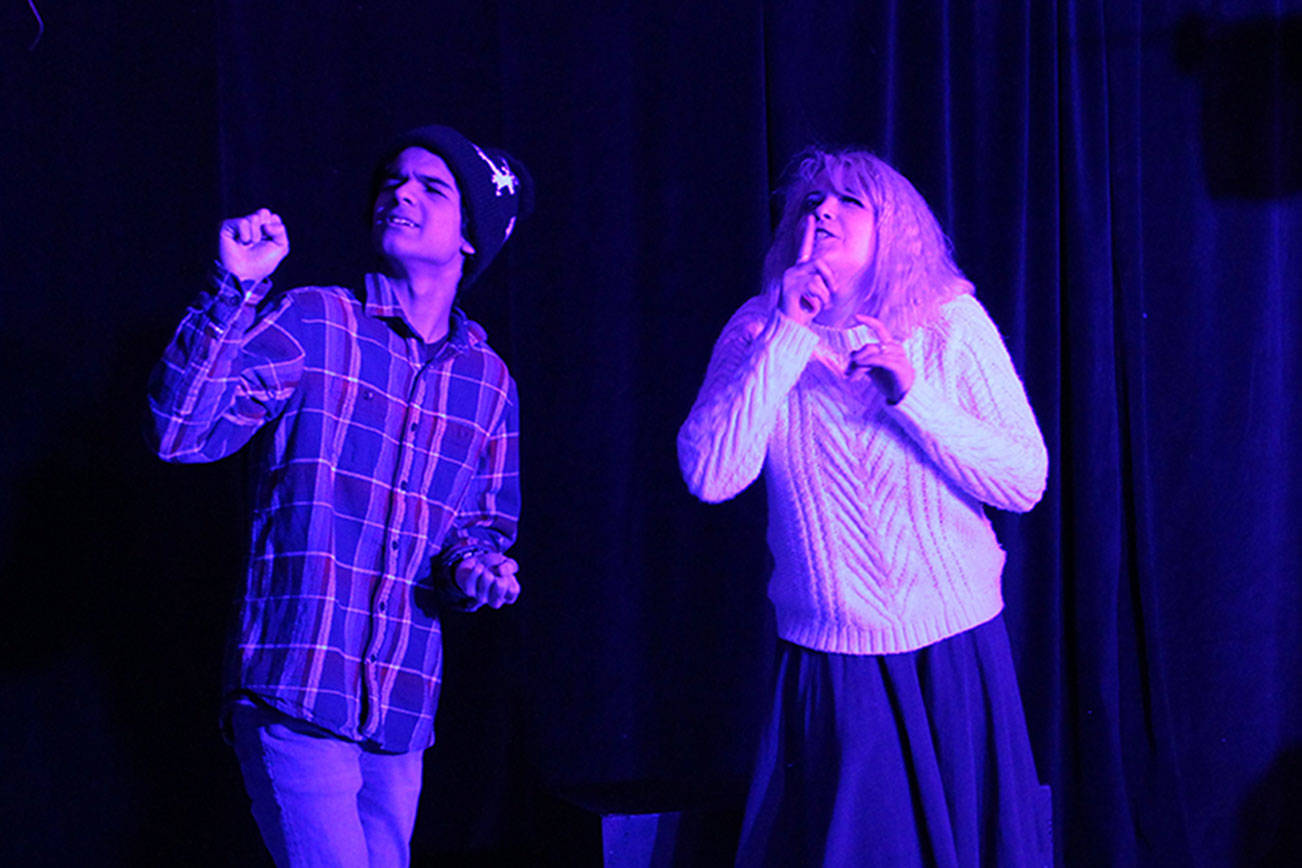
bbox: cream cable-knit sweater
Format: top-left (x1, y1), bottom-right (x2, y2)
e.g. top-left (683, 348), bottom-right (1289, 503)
top-left (678, 293), bottom-right (1048, 655)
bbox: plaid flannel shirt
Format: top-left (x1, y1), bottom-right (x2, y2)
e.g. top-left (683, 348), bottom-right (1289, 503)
top-left (147, 264), bottom-right (519, 752)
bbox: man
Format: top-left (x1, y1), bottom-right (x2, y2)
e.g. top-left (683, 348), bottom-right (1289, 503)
top-left (146, 124), bottom-right (533, 866)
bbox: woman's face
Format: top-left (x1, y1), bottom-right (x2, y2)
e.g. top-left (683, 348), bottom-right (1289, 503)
top-left (800, 175), bottom-right (877, 323)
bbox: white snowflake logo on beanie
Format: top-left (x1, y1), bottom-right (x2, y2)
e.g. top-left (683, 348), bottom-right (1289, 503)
top-left (473, 145), bottom-right (518, 197)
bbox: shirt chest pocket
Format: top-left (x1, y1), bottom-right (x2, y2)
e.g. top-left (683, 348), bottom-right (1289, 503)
top-left (424, 418), bottom-right (485, 506)
top-left (334, 387), bottom-right (394, 473)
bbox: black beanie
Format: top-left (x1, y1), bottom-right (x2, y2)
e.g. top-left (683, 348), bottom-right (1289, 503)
top-left (375, 125), bottom-right (535, 286)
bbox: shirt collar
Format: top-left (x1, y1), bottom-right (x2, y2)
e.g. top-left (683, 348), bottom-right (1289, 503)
top-left (362, 272), bottom-right (481, 351)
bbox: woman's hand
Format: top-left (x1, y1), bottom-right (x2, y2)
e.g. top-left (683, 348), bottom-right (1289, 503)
top-left (848, 315), bottom-right (914, 404)
top-left (779, 215), bottom-right (836, 326)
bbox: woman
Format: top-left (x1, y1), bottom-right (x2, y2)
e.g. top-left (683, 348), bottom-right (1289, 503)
top-left (677, 148), bottom-right (1051, 866)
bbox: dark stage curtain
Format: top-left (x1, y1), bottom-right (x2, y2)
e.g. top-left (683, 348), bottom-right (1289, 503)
top-left (3, 1), bottom-right (1300, 865)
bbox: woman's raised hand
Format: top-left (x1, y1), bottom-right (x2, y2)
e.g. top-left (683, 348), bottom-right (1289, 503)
top-left (848, 315), bottom-right (915, 404)
top-left (779, 215), bottom-right (835, 326)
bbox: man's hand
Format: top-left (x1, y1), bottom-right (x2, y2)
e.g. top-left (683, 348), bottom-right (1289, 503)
top-left (848, 315), bottom-right (915, 404)
top-left (219, 208), bottom-right (290, 283)
top-left (453, 552), bottom-right (521, 612)
top-left (779, 214), bottom-right (835, 326)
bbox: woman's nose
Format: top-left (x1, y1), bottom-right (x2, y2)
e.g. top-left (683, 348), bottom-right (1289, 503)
top-left (814, 196), bottom-right (836, 220)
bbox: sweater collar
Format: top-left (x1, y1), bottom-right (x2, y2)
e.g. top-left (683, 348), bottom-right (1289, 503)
top-left (807, 319), bottom-right (877, 354)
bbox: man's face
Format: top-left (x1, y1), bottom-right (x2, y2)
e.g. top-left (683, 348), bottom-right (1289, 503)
top-left (372, 147), bottom-right (475, 276)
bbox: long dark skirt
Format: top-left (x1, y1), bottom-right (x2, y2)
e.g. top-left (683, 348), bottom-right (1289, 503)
top-left (735, 616), bottom-right (1051, 867)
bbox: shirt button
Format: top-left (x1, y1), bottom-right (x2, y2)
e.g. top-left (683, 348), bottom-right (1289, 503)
top-left (390, 540), bottom-right (399, 550)
top-left (399, 479), bottom-right (409, 490)
top-left (378, 601), bottom-right (387, 613)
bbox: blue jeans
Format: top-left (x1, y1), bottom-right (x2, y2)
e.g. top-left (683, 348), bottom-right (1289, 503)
top-left (231, 702), bottom-right (425, 867)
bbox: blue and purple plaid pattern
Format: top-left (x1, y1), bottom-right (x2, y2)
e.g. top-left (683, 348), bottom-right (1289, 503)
top-left (147, 265), bottom-right (519, 751)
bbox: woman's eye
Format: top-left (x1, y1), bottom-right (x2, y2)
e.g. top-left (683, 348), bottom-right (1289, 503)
top-left (841, 194), bottom-right (864, 208)
top-left (803, 194), bottom-right (823, 212)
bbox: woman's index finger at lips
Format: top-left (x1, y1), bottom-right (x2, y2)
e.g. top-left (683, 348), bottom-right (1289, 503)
top-left (798, 214), bottom-right (816, 263)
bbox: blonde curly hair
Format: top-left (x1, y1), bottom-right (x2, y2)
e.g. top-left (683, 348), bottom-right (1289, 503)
top-left (762, 148), bottom-right (973, 338)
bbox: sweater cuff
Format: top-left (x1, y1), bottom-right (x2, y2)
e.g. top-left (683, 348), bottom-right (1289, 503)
top-left (762, 309), bottom-right (821, 374)
top-left (884, 376), bottom-right (951, 446)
